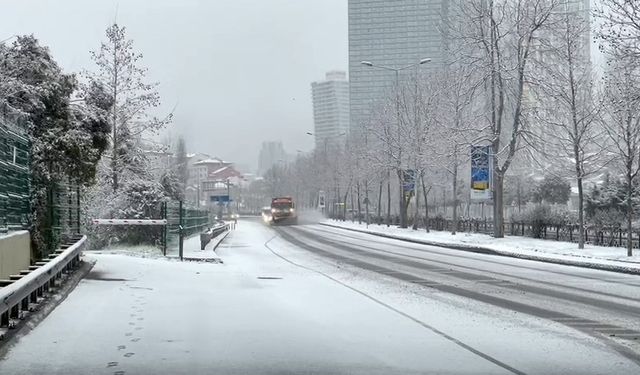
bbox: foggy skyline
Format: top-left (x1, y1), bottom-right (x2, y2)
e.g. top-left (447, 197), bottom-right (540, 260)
top-left (0, 0), bottom-right (348, 172)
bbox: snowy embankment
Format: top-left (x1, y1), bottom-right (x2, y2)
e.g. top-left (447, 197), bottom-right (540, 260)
top-left (322, 220), bottom-right (640, 275)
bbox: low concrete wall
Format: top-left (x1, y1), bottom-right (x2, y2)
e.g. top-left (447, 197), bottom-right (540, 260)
top-left (0, 230), bottom-right (30, 279)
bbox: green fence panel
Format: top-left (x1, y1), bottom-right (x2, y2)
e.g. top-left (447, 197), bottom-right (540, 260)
top-left (0, 123), bottom-right (30, 233)
top-left (164, 200), bottom-right (213, 257)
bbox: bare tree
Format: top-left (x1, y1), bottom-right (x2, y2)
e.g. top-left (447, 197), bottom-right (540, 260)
top-left (595, 0), bottom-right (640, 256)
top-left (432, 64), bottom-right (483, 234)
top-left (594, 0), bottom-right (640, 61)
top-left (451, 0), bottom-right (558, 237)
top-left (88, 23), bottom-right (172, 192)
top-left (534, 5), bottom-right (606, 249)
top-left (364, 99), bottom-right (398, 226)
top-left (602, 58), bottom-right (640, 257)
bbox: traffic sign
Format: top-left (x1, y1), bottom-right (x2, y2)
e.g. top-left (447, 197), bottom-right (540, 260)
top-left (210, 195), bottom-right (231, 202)
top-left (318, 191), bottom-right (326, 209)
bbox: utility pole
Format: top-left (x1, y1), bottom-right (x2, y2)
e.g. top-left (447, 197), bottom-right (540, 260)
top-left (227, 178), bottom-right (231, 216)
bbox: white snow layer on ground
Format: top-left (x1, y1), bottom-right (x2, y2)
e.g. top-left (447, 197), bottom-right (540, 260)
top-left (90, 230), bottom-right (226, 262)
top-left (167, 232), bottom-right (225, 260)
top-left (324, 220), bottom-right (640, 270)
top-left (0, 220), bottom-right (638, 374)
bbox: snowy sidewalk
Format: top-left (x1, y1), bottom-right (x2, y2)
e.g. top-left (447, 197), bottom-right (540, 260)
top-left (322, 220), bottom-right (640, 275)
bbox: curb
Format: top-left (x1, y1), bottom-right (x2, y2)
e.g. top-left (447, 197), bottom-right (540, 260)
top-left (320, 222), bottom-right (640, 276)
top-left (211, 230), bottom-right (231, 252)
top-left (181, 230), bottom-right (230, 263)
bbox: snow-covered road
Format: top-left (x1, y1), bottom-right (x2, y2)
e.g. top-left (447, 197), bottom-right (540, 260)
top-left (1, 219), bottom-right (639, 374)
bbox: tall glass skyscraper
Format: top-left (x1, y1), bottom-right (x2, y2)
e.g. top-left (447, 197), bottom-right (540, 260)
top-left (348, 0), bottom-right (448, 133)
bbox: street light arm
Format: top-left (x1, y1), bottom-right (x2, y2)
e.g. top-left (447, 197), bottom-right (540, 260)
top-left (364, 63), bottom-right (399, 72)
top-left (398, 59), bottom-right (431, 71)
top-left (362, 58), bottom-right (432, 72)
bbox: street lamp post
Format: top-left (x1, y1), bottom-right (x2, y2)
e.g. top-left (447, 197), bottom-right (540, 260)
top-left (361, 58), bottom-right (431, 228)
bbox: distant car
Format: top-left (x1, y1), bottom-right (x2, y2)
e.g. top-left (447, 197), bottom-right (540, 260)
top-left (216, 213), bottom-right (239, 221)
top-left (261, 207), bottom-right (273, 223)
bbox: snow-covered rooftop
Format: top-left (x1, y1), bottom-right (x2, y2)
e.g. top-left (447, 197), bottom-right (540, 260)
top-left (211, 166), bottom-right (229, 175)
top-left (194, 158), bottom-right (229, 165)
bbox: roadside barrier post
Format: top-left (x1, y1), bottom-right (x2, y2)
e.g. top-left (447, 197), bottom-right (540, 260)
top-left (179, 200), bottom-right (184, 261)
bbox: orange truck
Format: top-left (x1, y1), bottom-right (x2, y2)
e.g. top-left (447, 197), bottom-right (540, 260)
top-left (270, 197), bottom-right (297, 225)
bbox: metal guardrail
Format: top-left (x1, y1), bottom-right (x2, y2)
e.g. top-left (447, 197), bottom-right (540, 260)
top-left (163, 201), bottom-right (213, 257)
top-left (0, 235), bottom-right (85, 328)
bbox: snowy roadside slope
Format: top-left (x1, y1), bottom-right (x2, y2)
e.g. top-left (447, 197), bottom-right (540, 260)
top-left (322, 220), bottom-right (640, 275)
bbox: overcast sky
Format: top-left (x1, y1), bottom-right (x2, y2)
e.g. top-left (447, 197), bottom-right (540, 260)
top-left (0, 0), bottom-right (347, 172)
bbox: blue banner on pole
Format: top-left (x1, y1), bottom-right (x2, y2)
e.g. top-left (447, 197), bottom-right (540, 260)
top-left (470, 146), bottom-right (492, 200)
top-left (402, 169), bottom-right (416, 194)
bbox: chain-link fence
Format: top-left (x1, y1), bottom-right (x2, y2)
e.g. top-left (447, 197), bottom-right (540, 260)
top-left (0, 122), bottom-right (30, 233)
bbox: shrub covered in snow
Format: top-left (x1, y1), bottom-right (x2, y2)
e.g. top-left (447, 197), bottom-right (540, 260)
top-left (585, 175), bottom-right (639, 227)
top-left (513, 204), bottom-right (577, 238)
top-left (85, 179), bottom-right (166, 249)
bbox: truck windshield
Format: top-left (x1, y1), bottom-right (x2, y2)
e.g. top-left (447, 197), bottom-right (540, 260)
top-left (272, 202), bottom-right (293, 209)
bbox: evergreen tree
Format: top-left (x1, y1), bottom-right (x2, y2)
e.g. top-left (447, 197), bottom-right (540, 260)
top-left (0, 36), bottom-right (110, 258)
top-left (531, 175), bottom-right (571, 205)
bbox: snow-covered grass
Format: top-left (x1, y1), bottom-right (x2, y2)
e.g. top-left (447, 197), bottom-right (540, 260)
top-left (86, 244), bottom-right (165, 259)
top-left (323, 220), bottom-right (640, 272)
top-left (85, 226), bottom-right (230, 263)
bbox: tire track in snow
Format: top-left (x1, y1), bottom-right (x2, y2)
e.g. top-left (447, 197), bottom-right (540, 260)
top-left (273, 227), bottom-right (640, 368)
top-left (264, 235), bottom-right (528, 375)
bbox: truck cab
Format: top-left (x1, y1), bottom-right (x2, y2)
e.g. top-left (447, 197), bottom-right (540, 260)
top-left (270, 197), bottom-right (297, 225)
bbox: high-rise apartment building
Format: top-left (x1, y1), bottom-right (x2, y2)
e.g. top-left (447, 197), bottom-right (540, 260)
top-left (560, 0), bottom-right (591, 62)
top-left (348, 0), bottom-right (448, 132)
top-left (311, 71), bottom-right (350, 147)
